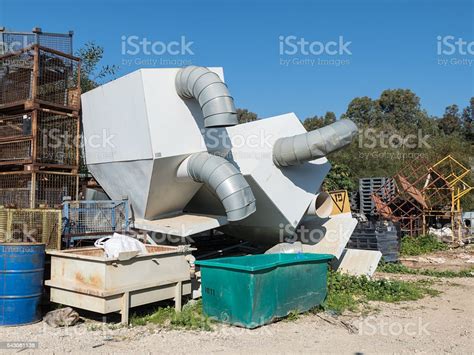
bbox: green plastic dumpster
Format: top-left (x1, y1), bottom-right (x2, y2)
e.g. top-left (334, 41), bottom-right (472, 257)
top-left (196, 253), bottom-right (333, 328)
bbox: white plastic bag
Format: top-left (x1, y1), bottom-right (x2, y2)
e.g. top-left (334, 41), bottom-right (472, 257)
top-left (94, 233), bottom-right (148, 259)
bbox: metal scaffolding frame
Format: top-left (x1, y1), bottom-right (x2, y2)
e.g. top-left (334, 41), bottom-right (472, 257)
top-left (372, 155), bottom-right (472, 240)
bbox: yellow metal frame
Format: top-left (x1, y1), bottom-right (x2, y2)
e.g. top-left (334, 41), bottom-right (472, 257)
top-left (422, 155), bottom-right (472, 241)
top-left (0, 206), bottom-right (62, 249)
top-left (431, 155), bottom-right (470, 187)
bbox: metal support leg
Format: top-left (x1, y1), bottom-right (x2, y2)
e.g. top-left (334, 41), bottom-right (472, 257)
top-left (121, 291), bottom-right (130, 325)
top-left (175, 281), bottom-right (182, 312)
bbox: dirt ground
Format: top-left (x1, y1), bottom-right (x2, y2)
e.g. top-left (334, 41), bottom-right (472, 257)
top-left (2, 272), bottom-right (473, 354)
top-left (399, 246), bottom-right (474, 272)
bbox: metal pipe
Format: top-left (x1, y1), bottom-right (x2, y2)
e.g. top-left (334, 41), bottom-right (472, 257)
top-left (306, 192), bottom-right (333, 218)
top-left (180, 152), bottom-right (256, 221)
top-left (273, 119), bottom-right (358, 167)
top-left (175, 66), bottom-right (238, 127)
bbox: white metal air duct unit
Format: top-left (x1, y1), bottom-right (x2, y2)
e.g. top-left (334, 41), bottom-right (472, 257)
top-left (81, 66), bottom-right (358, 248)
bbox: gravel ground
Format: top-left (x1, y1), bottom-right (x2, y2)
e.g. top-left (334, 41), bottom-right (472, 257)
top-left (1, 275), bottom-right (473, 354)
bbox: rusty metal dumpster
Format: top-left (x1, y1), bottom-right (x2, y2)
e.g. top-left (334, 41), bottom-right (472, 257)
top-left (45, 245), bottom-right (192, 324)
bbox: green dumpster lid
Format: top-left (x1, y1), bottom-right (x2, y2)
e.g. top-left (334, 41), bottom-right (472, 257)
top-left (195, 253), bottom-right (334, 272)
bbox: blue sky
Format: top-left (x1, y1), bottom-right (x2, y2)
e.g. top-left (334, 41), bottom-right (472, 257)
top-left (1, 0), bottom-right (473, 120)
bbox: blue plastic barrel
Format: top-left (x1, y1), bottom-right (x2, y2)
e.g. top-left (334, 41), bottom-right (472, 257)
top-left (0, 243), bottom-right (45, 326)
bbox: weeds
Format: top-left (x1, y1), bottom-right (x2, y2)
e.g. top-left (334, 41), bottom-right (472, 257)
top-left (131, 270), bottom-right (443, 329)
top-left (322, 271), bottom-right (439, 314)
top-left (130, 300), bottom-right (213, 331)
top-left (400, 234), bottom-right (448, 256)
top-left (284, 310), bottom-right (301, 321)
top-left (377, 262), bottom-right (474, 278)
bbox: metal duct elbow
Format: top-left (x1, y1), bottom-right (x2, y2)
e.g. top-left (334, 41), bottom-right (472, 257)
top-left (175, 66), bottom-right (238, 127)
top-left (182, 152), bottom-right (256, 221)
top-left (273, 119), bottom-right (358, 167)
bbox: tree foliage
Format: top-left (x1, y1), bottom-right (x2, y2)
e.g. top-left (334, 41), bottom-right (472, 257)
top-left (341, 89), bottom-right (429, 132)
top-left (323, 163), bottom-right (356, 191)
top-left (236, 108), bottom-right (258, 124)
top-left (335, 91), bottom-right (474, 209)
top-left (76, 42), bottom-right (118, 93)
top-left (439, 104), bottom-right (461, 135)
top-left (303, 111), bottom-right (336, 131)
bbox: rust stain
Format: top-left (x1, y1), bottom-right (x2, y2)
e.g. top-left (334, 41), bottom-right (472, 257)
top-left (89, 274), bottom-right (102, 287)
top-left (75, 271), bottom-right (86, 284)
top-left (75, 271), bottom-right (102, 288)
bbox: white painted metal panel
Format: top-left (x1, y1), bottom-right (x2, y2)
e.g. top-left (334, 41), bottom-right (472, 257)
top-left (301, 212), bottom-right (358, 259)
top-left (81, 70), bottom-right (153, 164)
top-left (145, 154), bottom-right (203, 219)
top-left (140, 68), bottom-right (225, 159)
top-left (87, 159), bottom-right (154, 219)
top-left (335, 249), bottom-right (382, 277)
top-left (134, 213), bottom-right (228, 237)
top-left (226, 114), bottom-right (330, 233)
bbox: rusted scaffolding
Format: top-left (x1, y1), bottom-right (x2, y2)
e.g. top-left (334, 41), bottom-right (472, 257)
top-left (0, 30), bottom-right (81, 250)
top-left (0, 109), bottom-right (80, 169)
top-left (0, 171), bottom-right (79, 209)
top-left (0, 28), bottom-right (73, 55)
top-left (0, 44), bottom-right (81, 113)
top-left (372, 155), bottom-right (472, 240)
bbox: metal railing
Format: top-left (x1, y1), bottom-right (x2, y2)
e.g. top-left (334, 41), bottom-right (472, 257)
top-left (0, 29), bottom-right (73, 55)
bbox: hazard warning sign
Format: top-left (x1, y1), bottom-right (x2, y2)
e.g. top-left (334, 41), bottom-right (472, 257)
top-left (329, 190), bottom-right (351, 215)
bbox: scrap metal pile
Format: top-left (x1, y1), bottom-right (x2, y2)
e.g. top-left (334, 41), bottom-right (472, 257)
top-left (372, 155), bottom-right (472, 241)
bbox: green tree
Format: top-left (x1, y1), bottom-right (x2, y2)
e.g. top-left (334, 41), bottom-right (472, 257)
top-left (303, 111), bottom-right (336, 131)
top-left (378, 89), bottom-right (425, 129)
top-left (438, 104), bottom-right (461, 135)
top-left (461, 97), bottom-right (473, 141)
top-left (76, 42), bottom-right (118, 93)
top-left (342, 90), bottom-right (429, 132)
top-left (236, 108), bottom-right (258, 124)
top-left (323, 163), bottom-right (356, 191)
top-left (341, 96), bottom-right (379, 127)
